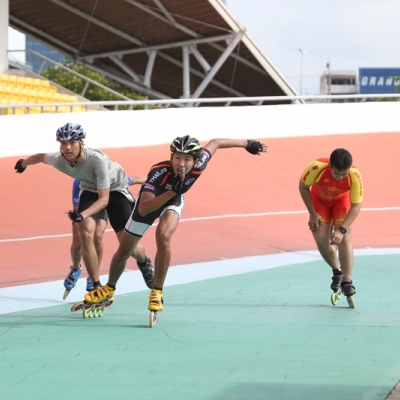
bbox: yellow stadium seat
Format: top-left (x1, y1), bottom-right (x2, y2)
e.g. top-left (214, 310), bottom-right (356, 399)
top-left (47, 85), bottom-right (58, 94)
top-left (53, 93), bottom-right (63, 102)
top-left (39, 79), bottom-right (50, 87)
top-left (19, 88), bottom-right (29, 103)
top-left (23, 77), bottom-right (35, 90)
top-left (27, 106), bottom-right (42, 114)
top-left (72, 105), bottom-right (85, 112)
top-left (43, 105), bottom-right (57, 113)
top-left (15, 77), bottom-right (26, 89)
top-left (5, 75), bottom-right (17, 87)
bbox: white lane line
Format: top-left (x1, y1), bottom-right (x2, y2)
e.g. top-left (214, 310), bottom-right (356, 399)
top-left (1, 207), bottom-right (399, 243)
top-left (0, 248), bottom-right (399, 315)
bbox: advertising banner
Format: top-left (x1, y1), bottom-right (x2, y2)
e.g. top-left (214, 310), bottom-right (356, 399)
top-left (359, 68), bottom-right (400, 94)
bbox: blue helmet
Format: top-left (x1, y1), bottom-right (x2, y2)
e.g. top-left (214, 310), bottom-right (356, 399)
top-left (56, 123), bottom-right (86, 142)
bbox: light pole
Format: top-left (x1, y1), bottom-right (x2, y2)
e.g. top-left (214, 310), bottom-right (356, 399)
top-left (298, 48), bottom-right (305, 96)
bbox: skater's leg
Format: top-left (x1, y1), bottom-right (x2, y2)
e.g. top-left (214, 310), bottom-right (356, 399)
top-left (78, 217), bottom-right (99, 282)
top-left (70, 223), bottom-right (81, 270)
top-left (94, 218), bottom-right (107, 266)
top-left (312, 222), bottom-right (341, 271)
top-left (336, 225), bottom-right (354, 281)
top-left (154, 211), bottom-right (179, 289)
top-left (107, 231), bottom-right (142, 286)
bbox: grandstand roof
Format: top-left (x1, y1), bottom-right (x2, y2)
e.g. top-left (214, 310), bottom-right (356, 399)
top-left (9, 0), bottom-right (299, 106)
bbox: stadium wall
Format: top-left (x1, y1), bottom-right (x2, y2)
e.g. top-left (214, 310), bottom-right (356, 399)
top-left (3, 101), bottom-right (400, 158)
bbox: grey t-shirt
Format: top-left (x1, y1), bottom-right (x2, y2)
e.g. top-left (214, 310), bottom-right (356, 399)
top-left (44, 148), bottom-right (127, 192)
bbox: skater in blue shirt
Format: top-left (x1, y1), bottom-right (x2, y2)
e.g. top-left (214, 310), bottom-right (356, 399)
top-left (64, 176), bottom-right (145, 299)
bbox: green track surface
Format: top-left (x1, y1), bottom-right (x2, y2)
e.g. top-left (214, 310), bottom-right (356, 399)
top-left (1, 255), bottom-right (400, 400)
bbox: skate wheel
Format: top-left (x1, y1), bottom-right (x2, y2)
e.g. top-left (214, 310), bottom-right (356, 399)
top-left (94, 308), bottom-right (101, 318)
top-left (71, 301), bottom-right (84, 312)
top-left (98, 306), bottom-right (105, 317)
top-left (149, 311), bottom-right (157, 328)
top-left (63, 289), bottom-right (71, 300)
top-left (105, 297), bottom-right (114, 308)
top-left (331, 289), bottom-right (343, 306)
top-left (347, 296), bottom-right (355, 309)
top-left (83, 307), bottom-right (94, 319)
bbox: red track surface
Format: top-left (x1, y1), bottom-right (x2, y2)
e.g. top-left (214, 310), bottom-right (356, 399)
top-left (1, 133), bottom-right (398, 288)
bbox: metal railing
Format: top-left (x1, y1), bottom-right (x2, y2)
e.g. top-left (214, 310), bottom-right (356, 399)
top-left (3, 49), bottom-right (400, 114)
top-left (1, 93), bottom-right (400, 115)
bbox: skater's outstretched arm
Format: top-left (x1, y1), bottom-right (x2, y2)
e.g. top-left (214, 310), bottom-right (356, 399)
top-left (14, 154), bottom-right (46, 172)
top-left (203, 139), bottom-right (268, 157)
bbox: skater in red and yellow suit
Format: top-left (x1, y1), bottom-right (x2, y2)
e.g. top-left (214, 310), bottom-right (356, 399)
top-left (298, 148), bottom-right (363, 299)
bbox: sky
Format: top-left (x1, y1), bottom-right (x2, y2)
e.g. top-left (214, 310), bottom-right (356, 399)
top-left (226, 0), bottom-right (400, 94)
top-left (8, 0), bottom-right (400, 95)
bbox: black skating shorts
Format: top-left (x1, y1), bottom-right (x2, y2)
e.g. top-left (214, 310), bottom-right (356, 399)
top-left (78, 190), bottom-right (135, 233)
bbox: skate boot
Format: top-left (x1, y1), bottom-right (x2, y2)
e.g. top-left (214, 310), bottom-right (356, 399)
top-left (84, 284), bottom-right (115, 304)
top-left (137, 256), bottom-right (154, 289)
top-left (86, 277), bottom-right (94, 292)
top-left (63, 265), bottom-right (82, 300)
top-left (148, 289), bottom-right (163, 328)
top-left (330, 269), bottom-right (343, 306)
top-left (148, 289), bottom-right (163, 312)
top-left (341, 279), bottom-right (356, 309)
top-left (330, 269), bottom-right (343, 292)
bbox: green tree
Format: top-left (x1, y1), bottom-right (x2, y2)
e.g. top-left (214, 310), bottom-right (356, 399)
top-left (375, 75), bottom-right (400, 102)
top-left (41, 60), bottom-right (153, 110)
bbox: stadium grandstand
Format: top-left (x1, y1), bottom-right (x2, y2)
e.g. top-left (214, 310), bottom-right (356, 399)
top-left (1, 0), bottom-right (302, 115)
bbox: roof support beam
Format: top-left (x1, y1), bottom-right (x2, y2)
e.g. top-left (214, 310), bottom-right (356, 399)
top-left (50, 0), bottom-right (143, 47)
top-left (189, 45), bottom-right (211, 73)
top-left (144, 50), bottom-right (157, 88)
top-left (82, 34), bottom-right (234, 60)
top-left (182, 46), bottom-right (190, 99)
top-left (157, 51), bottom-right (250, 99)
top-left (124, 0), bottom-right (266, 75)
top-left (152, 0), bottom-right (176, 24)
top-left (109, 56), bottom-right (142, 83)
top-left (84, 60), bottom-right (180, 103)
top-left (124, 0), bottom-right (197, 37)
top-left (191, 32), bottom-right (243, 100)
top-left (9, 15), bottom-right (78, 54)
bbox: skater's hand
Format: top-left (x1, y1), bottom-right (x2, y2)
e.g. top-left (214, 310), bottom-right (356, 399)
top-left (171, 168), bottom-right (186, 194)
top-left (67, 210), bottom-right (83, 223)
top-left (330, 229), bottom-right (344, 245)
top-left (308, 213), bottom-right (322, 232)
top-left (246, 140), bottom-right (267, 155)
top-left (14, 159), bottom-right (26, 173)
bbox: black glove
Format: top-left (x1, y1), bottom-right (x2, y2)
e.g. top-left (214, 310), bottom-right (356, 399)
top-left (14, 159), bottom-right (26, 173)
top-left (67, 210), bottom-right (83, 223)
top-left (171, 174), bottom-right (184, 194)
top-left (246, 140), bottom-right (263, 155)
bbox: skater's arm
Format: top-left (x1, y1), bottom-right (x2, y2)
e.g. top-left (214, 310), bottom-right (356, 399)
top-left (203, 139), bottom-right (268, 157)
top-left (339, 202), bottom-right (362, 230)
top-left (298, 179), bottom-right (322, 232)
top-left (138, 190), bottom-right (177, 216)
top-left (17, 154), bottom-right (46, 168)
top-left (127, 175), bottom-right (147, 186)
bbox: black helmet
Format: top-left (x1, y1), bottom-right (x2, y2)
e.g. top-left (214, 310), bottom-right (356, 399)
top-left (170, 135), bottom-right (202, 159)
top-left (56, 123), bottom-right (86, 142)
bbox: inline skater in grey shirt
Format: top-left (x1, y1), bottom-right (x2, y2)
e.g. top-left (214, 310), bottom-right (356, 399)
top-left (14, 123), bottom-right (154, 293)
